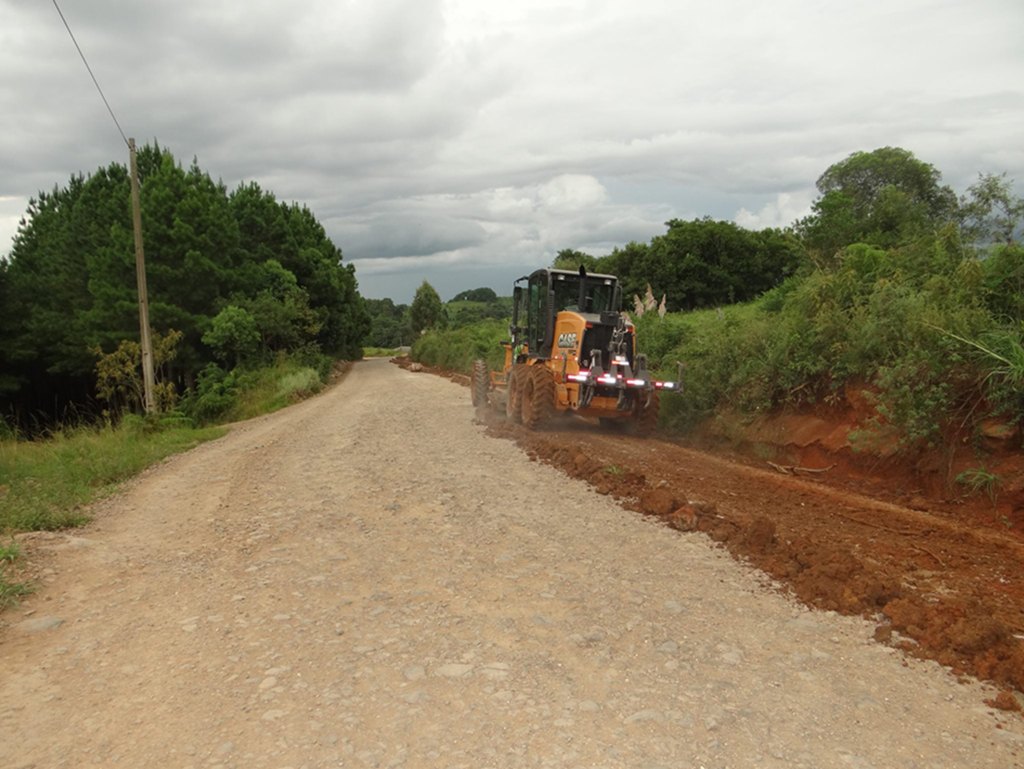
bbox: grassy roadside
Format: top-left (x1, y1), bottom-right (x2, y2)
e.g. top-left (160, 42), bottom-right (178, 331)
top-left (0, 418), bottom-right (227, 533)
top-left (0, 354), bottom-right (350, 538)
top-left (0, 353), bottom-right (356, 610)
top-left (0, 539), bottom-right (33, 610)
top-left (0, 419), bottom-right (225, 610)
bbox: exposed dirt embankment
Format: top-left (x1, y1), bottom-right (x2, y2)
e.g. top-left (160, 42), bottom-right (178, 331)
top-left (397, 357), bottom-right (1024, 698)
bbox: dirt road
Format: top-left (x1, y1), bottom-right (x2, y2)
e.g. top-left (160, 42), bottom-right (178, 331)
top-left (3, 358), bottom-right (1023, 768)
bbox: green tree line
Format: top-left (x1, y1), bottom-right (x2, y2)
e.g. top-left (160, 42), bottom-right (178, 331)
top-left (362, 282), bottom-right (514, 348)
top-left (0, 143), bottom-right (369, 427)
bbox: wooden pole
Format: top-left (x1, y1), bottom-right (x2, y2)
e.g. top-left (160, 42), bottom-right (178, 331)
top-left (129, 138), bottom-right (156, 414)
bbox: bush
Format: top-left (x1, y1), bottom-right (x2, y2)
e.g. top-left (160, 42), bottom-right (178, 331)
top-left (411, 319), bottom-right (508, 373)
top-left (277, 368), bottom-right (323, 400)
top-left (179, 364), bottom-right (238, 424)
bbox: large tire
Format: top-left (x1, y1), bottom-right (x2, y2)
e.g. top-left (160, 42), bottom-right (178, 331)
top-left (631, 389), bottom-right (660, 438)
top-left (506, 365), bottom-right (524, 424)
top-left (522, 365), bottom-right (555, 430)
top-left (471, 359), bottom-right (489, 407)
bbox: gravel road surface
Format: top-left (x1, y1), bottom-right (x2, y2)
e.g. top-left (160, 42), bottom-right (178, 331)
top-left (2, 357), bottom-right (1022, 768)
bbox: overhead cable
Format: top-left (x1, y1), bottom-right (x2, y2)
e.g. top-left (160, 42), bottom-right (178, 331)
top-left (51, 0), bottom-right (130, 147)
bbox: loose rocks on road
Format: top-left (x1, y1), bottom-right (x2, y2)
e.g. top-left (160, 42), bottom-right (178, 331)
top-left (1, 358), bottom-right (1022, 768)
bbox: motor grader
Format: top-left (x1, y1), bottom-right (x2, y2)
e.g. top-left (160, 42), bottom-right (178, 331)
top-left (471, 267), bottom-right (681, 435)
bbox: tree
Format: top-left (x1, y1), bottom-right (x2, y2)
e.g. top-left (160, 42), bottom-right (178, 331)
top-left (363, 298), bottom-right (414, 348)
top-left (92, 329), bottom-right (183, 415)
top-left (410, 281), bottom-right (447, 333)
top-left (202, 306), bottom-right (260, 367)
top-left (600, 220), bottom-right (802, 312)
top-left (450, 287), bottom-right (498, 303)
top-left (960, 173), bottom-right (1024, 247)
top-left (551, 249), bottom-right (599, 271)
top-left (798, 147), bottom-right (958, 259)
top-left (0, 143), bottom-right (372, 428)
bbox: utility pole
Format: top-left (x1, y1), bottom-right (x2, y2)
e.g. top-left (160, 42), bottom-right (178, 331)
top-left (129, 138), bottom-right (156, 414)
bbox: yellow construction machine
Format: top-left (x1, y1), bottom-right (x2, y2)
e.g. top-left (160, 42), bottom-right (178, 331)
top-left (471, 267), bottom-right (681, 435)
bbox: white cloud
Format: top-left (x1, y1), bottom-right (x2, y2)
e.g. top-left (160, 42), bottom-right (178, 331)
top-left (537, 174), bottom-right (608, 211)
top-left (347, 173), bottom-right (674, 299)
top-left (734, 192), bottom-right (814, 231)
top-left (0, 0), bottom-right (1022, 299)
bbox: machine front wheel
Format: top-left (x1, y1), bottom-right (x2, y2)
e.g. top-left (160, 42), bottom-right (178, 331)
top-left (471, 359), bottom-right (489, 407)
top-left (506, 365), bottom-right (525, 424)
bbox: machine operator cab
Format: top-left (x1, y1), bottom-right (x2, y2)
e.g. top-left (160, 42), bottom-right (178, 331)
top-left (510, 267), bottom-right (621, 361)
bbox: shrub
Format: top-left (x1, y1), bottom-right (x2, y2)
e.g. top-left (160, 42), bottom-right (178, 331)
top-left (179, 364), bottom-right (238, 424)
top-left (411, 319), bottom-right (508, 373)
top-left (277, 368), bottom-right (323, 400)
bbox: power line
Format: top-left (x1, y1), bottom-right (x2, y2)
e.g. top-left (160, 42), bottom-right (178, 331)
top-left (51, 0), bottom-right (129, 148)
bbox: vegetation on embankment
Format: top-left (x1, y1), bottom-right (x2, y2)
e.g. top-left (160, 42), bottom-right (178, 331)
top-left (178, 351), bottom-right (337, 425)
top-left (638, 237), bottom-right (1024, 448)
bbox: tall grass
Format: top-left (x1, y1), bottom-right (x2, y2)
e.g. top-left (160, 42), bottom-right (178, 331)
top-left (0, 419), bottom-right (225, 532)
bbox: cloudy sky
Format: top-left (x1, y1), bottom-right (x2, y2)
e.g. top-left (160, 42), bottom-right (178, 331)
top-left (1, 0), bottom-right (1022, 302)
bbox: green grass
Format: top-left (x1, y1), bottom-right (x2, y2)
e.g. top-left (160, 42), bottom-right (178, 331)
top-left (0, 420), bottom-right (225, 533)
top-left (0, 539), bottom-right (33, 610)
top-left (635, 239), bottom-right (1024, 451)
top-left (363, 346), bottom-right (402, 357)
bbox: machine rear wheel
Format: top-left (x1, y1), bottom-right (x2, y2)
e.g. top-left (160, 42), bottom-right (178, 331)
top-left (522, 365), bottom-right (555, 429)
top-left (471, 359), bottom-right (489, 407)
